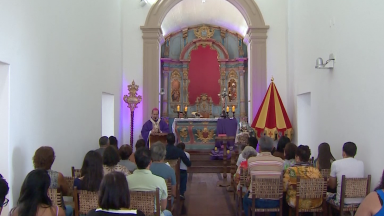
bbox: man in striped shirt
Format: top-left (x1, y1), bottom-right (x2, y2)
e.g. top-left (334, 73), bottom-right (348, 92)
top-left (243, 135), bottom-right (284, 216)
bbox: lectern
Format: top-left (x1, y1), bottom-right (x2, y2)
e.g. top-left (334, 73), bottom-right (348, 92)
top-left (149, 133), bottom-right (168, 148)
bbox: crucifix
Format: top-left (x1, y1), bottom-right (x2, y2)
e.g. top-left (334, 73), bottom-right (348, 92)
top-left (218, 88), bottom-right (231, 118)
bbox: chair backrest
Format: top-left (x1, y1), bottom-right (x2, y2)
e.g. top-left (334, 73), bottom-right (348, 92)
top-left (130, 189), bottom-right (160, 216)
top-left (296, 177), bottom-right (327, 199)
top-left (71, 166), bottom-right (81, 178)
top-left (342, 175), bottom-right (371, 199)
top-left (64, 176), bottom-right (75, 196)
top-left (250, 175), bottom-right (283, 199)
top-left (239, 166), bottom-right (248, 187)
top-left (165, 178), bottom-right (172, 210)
top-left (48, 188), bottom-right (62, 208)
top-left (73, 187), bottom-right (99, 216)
top-left (164, 159), bottom-right (180, 185)
top-left (320, 169), bottom-right (331, 179)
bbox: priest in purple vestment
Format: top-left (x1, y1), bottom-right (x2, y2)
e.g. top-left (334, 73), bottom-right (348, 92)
top-left (141, 108), bottom-right (169, 145)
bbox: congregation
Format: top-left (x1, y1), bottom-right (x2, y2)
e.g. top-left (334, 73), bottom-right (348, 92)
top-left (0, 134), bottom-right (383, 216)
top-left (0, 134), bottom-right (191, 216)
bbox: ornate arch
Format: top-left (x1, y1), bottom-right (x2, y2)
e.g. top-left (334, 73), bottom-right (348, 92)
top-left (140, 0), bottom-right (269, 121)
top-left (179, 38), bottom-right (229, 60)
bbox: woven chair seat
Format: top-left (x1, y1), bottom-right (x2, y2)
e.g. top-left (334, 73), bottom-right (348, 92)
top-left (254, 207), bottom-right (280, 212)
top-left (327, 199), bottom-right (360, 211)
top-left (297, 206), bottom-right (323, 213)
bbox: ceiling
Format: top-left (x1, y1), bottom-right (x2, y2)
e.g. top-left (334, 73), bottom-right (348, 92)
top-left (161, 0), bottom-right (248, 36)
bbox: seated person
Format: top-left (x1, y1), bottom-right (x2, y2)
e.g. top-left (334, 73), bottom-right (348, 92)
top-left (129, 139), bottom-right (146, 164)
top-left (74, 150), bottom-right (103, 191)
top-left (33, 146), bottom-right (72, 216)
top-left (236, 137), bottom-right (258, 166)
top-left (283, 143), bottom-right (297, 170)
top-left (243, 136), bottom-right (284, 216)
top-left (272, 136), bottom-right (291, 160)
top-left (103, 146), bottom-right (130, 176)
top-left (314, 142), bottom-right (335, 170)
top-left (127, 148), bottom-right (172, 216)
top-left (10, 169), bottom-right (65, 216)
top-left (150, 142), bottom-right (176, 198)
top-left (328, 142), bottom-right (364, 205)
top-left (0, 174), bottom-right (9, 214)
top-left (283, 145), bottom-right (322, 209)
top-left (355, 170), bottom-right (384, 216)
top-left (95, 136), bottom-right (109, 156)
top-left (176, 143), bottom-right (190, 199)
top-left (165, 133), bottom-right (191, 168)
top-left (119, 145), bottom-right (137, 173)
top-left (234, 146), bottom-right (257, 193)
top-left (109, 136), bottom-right (118, 149)
top-left (87, 172), bottom-right (145, 216)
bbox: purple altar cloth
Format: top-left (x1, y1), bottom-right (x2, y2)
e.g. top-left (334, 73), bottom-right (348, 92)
top-left (210, 118), bottom-right (237, 160)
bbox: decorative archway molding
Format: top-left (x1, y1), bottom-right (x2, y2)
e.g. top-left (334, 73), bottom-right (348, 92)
top-left (179, 38), bottom-right (230, 61)
top-left (140, 0), bottom-right (269, 121)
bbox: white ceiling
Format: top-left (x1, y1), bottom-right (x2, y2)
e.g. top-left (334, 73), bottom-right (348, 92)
top-left (161, 0), bottom-right (248, 36)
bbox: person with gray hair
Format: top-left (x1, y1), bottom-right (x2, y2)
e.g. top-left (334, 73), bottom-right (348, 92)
top-left (243, 135), bottom-right (284, 216)
top-left (149, 142), bottom-right (176, 198)
top-left (235, 146), bottom-right (258, 193)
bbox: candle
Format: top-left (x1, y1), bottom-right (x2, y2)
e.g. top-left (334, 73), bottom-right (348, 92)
top-left (226, 106), bottom-right (229, 112)
top-left (232, 106), bottom-right (235, 112)
top-left (184, 106), bottom-right (188, 112)
top-left (177, 105), bottom-right (180, 112)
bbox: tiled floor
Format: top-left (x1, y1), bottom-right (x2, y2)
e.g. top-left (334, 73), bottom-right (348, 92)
top-left (180, 173), bottom-right (236, 216)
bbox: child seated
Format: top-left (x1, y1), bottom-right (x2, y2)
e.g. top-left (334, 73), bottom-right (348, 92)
top-left (176, 143), bottom-right (189, 200)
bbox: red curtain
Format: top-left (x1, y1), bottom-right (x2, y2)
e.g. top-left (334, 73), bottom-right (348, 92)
top-left (188, 45), bottom-right (220, 105)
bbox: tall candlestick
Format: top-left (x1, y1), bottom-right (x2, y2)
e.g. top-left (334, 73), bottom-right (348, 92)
top-left (184, 106), bottom-right (188, 112)
top-left (232, 106), bottom-right (235, 112)
top-left (226, 106), bottom-right (229, 112)
top-left (177, 105), bottom-right (180, 112)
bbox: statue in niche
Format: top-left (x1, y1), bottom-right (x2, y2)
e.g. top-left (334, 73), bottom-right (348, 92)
top-left (171, 80), bottom-right (181, 102)
top-left (228, 80), bottom-right (237, 102)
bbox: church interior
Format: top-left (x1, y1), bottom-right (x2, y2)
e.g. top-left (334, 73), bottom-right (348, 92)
top-left (0, 0), bottom-right (383, 215)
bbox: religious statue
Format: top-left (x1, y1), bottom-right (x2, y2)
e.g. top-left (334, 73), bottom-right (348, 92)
top-left (171, 80), bottom-right (181, 102)
top-left (228, 82), bottom-right (237, 102)
top-left (141, 108), bottom-right (169, 145)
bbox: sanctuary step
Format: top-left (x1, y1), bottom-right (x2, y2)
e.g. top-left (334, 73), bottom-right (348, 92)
top-left (187, 150), bottom-right (229, 173)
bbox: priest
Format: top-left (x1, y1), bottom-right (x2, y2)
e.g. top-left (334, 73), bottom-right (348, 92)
top-left (141, 108), bottom-right (169, 145)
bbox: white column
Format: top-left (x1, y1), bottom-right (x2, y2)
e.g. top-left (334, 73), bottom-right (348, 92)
top-left (239, 70), bottom-right (246, 118)
top-left (244, 27), bottom-right (268, 122)
top-left (141, 27), bottom-right (164, 120)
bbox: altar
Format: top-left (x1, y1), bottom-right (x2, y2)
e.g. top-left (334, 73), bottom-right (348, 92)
top-left (172, 118), bottom-right (238, 150)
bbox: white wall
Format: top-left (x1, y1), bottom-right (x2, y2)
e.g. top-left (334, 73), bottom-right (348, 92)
top-left (0, 62), bottom-right (10, 215)
top-left (0, 0), bottom-right (122, 206)
top-left (102, 93), bottom-right (115, 137)
top-left (288, 0), bottom-right (384, 189)
top-left (121, 1), bottom-right (151, 145)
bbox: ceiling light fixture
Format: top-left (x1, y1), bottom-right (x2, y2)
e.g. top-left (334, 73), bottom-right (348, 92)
top-left (202, 0), bottom-right (206, 2)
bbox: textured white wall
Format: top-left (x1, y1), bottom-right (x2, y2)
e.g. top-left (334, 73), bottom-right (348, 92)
top-left (0, 0), bottom-right (122, 207)
top-left (288, 0), bottom-right (384, 189)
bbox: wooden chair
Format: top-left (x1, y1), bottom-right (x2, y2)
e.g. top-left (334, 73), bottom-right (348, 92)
top-left (71, 166), bottom-right (81, 178)
top-left (48, 188), bottom-right (63, 208)
top-left (290, 177), bottom-right (328, 216)
top-left (164, 159), bottom-right (180, 215)
top-left (328, 175), bottom-right (371, 216)
top-left (310, 157), bottom-right (314, 166)
top-left (166, 178), bottom-right (173, 211)
top-left (235, 166), bottom-right (248, 216)
top-left (230, 151), bottom-right (239, 196)
top-left (130, 189), bottom-right (161, 216)
top-left (64, 176), bottom-right (75, 196)
top-left (320, 169), bottom-right (331, 179)
top-left (73, 187), bottom-right (98, 216)
top-left (248, 176), bottom-right (283, 216)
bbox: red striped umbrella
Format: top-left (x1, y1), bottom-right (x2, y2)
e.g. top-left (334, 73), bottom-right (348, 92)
top-left (251, 78), bottom-right (293, 140)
